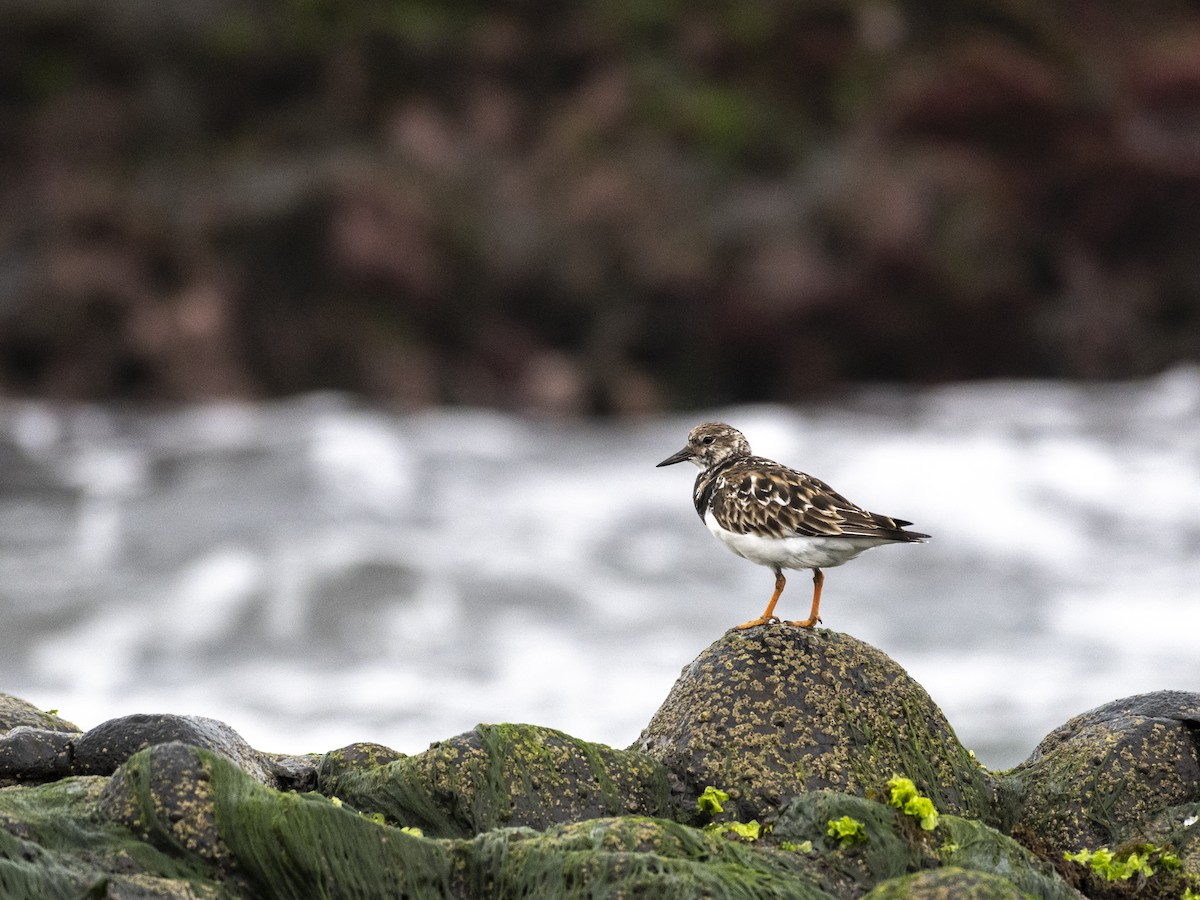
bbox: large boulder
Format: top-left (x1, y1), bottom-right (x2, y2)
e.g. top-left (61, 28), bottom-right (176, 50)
top-left (74, 713), bottom-right (276, 783)
top-left (1000, 690), bottom-right (1200, 895)
top-left (0, 695), bottom-right (81, 787)
top-left (633, 627), bottom-right (995, 825)
top-left (318, 723), bottom-right (678, 839)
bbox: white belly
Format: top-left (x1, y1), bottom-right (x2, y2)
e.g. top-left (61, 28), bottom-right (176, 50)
top-left (704, 508), bottom-right (891, 571)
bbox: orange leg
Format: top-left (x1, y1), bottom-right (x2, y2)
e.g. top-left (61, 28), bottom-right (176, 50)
top-left (787, 569), bottom-right (824, 628)
top-left (734, 570), bottom-right (786, 630)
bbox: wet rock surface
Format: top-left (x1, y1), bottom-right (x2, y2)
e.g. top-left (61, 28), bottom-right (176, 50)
top-left (0, 703), bottom-right (321, 791)
top-left (0, 729), bottom-right (78, 783)
top-left (2, 634), bottom-right (1198, 897)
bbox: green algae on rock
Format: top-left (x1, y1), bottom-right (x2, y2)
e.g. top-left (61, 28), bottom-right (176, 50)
top-left (770, 790), bottom-right (932, 896)
top-left (319, 722), bottom-right (678, 839)
top-left (756, 788), bottom-right (1083, 899)
top-left (1061, 841), bottom-right (1197, 898)
top-left (634, 628), bottom-right (995, 825)
top-left (102, 742), bottom-right (454, 899)
top-left (3, 744), bottom-right (1082, 900)
top-left (1, 643), bottom-right (1196, 897)
top-left (935, 816), bottom-right (1083, 900)
top-left (316, 741), bottom-right (406, 782)
top-left (862, 865), bottom-right (1035, 898)
top-left (0, 774), bottom-right (224, 898)
top-left (1136, 800), bottom-right (1200, 891)
top-left (458, 816), bottom-right (836, 899)
top-left (97, 741), bottom-right (833, 899)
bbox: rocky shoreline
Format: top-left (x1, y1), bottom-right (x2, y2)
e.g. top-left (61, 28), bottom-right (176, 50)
top-left (3, 629), bottom-right (1199, 898)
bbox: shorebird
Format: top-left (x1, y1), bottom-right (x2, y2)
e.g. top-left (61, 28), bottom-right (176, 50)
top-left (657, 422), bottom-right (929, 629)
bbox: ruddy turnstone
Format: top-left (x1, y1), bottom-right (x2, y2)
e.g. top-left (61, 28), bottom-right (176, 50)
top-left (657, 422), bottom-right (928, 629)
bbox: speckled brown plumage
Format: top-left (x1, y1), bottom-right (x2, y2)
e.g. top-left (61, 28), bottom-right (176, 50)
top-left (657, 422), bottom-right (928, 630)
top-left (700, 460), bottom-right (922, 541)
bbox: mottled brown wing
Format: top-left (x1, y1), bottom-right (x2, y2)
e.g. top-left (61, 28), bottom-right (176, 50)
top-left (708, 458), bottom-right (924, 541)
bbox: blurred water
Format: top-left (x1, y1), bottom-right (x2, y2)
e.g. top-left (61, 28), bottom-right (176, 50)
top-left (1, 369), bottom-right (1198, 769)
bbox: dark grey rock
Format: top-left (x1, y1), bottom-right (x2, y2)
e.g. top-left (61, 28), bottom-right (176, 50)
top-left (0, 727), bottom-right (78, 783)
top-left (73, 713), bottom-right (274, 784)
top-left (264, 752), bottom-right (325, 793)
top-left (1024, 690), bottom-right (1200, 765)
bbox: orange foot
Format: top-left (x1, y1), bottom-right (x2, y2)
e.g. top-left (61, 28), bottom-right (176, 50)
top-left (733, 615), bottom-right (780, 630)
top-left (786, 616), bottom-right (821, 628)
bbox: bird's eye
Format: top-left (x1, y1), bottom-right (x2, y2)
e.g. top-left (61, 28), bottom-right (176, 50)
top-left (701, 436), bottom-right (715, 445)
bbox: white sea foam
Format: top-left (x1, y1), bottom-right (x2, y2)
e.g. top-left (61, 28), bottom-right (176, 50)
top-left (1, 369), bottom-right (1197, 767)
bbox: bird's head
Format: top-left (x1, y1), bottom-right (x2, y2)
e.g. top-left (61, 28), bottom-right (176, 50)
top-left (656, 422), bottom-right (751, 470)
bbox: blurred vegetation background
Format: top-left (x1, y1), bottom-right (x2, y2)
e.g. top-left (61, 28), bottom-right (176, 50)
top-left (2, 0), bottom-right (1199, 414)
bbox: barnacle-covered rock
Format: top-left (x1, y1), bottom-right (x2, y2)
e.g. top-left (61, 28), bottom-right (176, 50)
top-left (634, 628), bottom-right (995, 826)
top-left (1001, 691), bottom-right (1200, 859)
